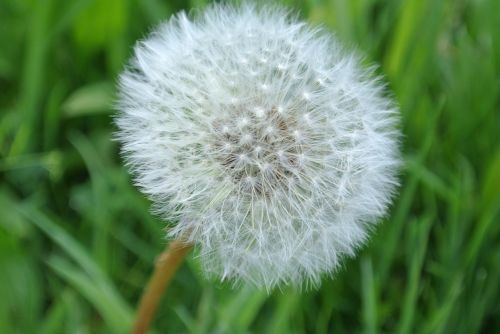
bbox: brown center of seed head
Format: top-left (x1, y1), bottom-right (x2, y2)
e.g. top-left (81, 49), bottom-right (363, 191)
top-left (211, 106), bottom-right (303, 196)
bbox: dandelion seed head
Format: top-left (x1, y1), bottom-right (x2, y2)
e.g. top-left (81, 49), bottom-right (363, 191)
top-left (116, 4), bottom-right (400, 289)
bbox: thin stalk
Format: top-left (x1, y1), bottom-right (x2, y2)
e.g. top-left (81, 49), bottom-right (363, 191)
top-left (133, 239), bottom-right (193, 334)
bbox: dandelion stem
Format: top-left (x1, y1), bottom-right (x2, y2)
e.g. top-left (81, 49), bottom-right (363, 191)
top-left (133, 239), bottom-right (193, 334)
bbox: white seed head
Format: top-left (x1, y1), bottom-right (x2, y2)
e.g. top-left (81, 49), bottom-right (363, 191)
top-left (115, 4), bottom-right (400, 289)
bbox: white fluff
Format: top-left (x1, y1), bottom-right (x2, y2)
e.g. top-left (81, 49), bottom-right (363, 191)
top-left (115, 4), bottom-right (400, 289)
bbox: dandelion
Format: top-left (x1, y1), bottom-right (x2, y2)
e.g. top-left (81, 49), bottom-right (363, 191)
top-left (117, 4), bottom-right (400, 331)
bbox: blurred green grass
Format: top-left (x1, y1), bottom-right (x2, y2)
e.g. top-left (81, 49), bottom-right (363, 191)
top-left (0, 0), bottom-right (499, 333)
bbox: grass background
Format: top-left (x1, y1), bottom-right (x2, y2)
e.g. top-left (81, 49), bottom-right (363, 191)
top-left (1, 0), bottom-right (499, 333)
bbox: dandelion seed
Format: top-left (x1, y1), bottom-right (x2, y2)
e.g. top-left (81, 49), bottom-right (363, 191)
top-left (116, 4), bottom-right (400, 289)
